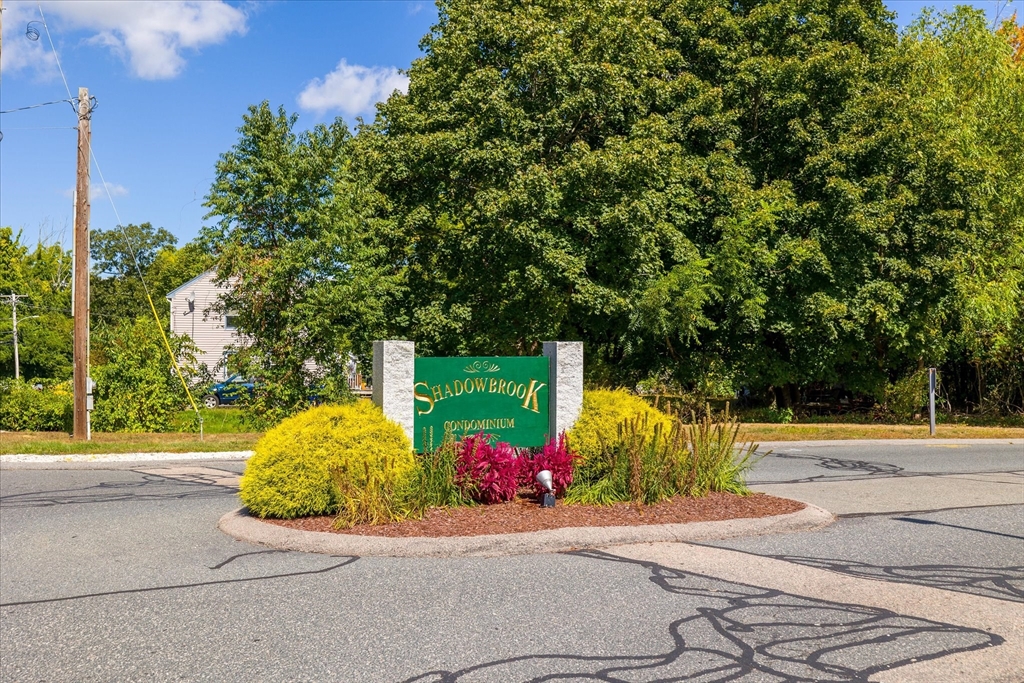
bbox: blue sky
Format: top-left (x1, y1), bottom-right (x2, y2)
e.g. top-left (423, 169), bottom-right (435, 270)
top-left (0, 0), bottom-right (1015, 252)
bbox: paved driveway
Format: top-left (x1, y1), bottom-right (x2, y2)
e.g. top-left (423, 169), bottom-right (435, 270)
top-left (1, 440), bottom-right (1021, 682)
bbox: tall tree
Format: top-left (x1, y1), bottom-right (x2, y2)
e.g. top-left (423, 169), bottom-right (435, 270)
top-left (202, 102), bottom-right (379, 426)
top-left (354, 0), bottom-right (894, 387)
top-left (353, 0), bottom-right (1021, 413)
top-left (90, 226), bottom-right (213, 325)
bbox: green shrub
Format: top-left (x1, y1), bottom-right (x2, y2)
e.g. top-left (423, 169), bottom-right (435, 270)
top-left (885, 368), bottom-right (930, 421)
top-left (90, 317), bottom-right (206, 433)
top-left (330, 431), bottom-right (473, 529)
top-left (0, 379), bottom-right (73, 431)
top-left (741, 405), bottom-right (794, 424)
top-left (239, 402), bottom-right (413, 519)
top-left (687, 405), bottom-right (760, 496)
top-left (566, 414), bottom-right (686, 505)
top-left (567, 389), bottom-right (673, 462)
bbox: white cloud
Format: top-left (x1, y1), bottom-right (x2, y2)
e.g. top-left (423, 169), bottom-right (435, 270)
top-left (297, 59), bottom-right (409, 118)
top-left (0, 2), bottom-right (59, 78)
top-left (62, 182), bottom-right (129, 201)
top-left (93, 182), bottom-right (129, 201)
top-left (0, 0), bottom-right (247, 80)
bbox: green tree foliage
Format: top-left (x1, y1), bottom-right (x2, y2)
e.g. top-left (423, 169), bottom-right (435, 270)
top-left (90, 317), bottom-right (205, 433)
top-left (801, 6), bottom-right (1024, 410)
top-left (90, 223), bottom-right (213, 323)
top-left (1, 225), bottom-right (210, 424)
top-left (349, 0), bottom-right (1021, 414)
top-left (92, 222), bottom-right (177, 276)
top-left (353, 0), bottom-right (896, 372)
top-left (202, 102), bottom-right (382, 427)
top-left (0, 227), bottom-right (73, 380)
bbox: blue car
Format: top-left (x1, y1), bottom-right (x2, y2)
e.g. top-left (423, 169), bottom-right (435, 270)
top-left (203, 374), bottom-right (254, 408)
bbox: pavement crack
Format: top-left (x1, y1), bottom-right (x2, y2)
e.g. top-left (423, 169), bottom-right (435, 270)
top-left (0, 556), bottom-right (359, 608)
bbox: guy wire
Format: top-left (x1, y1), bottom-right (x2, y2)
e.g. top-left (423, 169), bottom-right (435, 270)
top-left (36, 4), bottom-right (73, 103)
top-left (90, 141), bottom-right (206, 435)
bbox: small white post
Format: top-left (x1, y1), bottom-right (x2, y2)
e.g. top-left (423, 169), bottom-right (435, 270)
top-left (372, 340), bottom-right (415, 443)
top-left (929, 367), bottom-right (937, 437)
top-left (543, 341), bottom-right (584, 441)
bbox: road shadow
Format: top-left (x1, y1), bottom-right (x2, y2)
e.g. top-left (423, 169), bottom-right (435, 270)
top-left (402, 550), bottom-right (1001, 682)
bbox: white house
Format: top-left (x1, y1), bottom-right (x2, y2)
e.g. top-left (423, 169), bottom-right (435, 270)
top-left (166, 270), bottom-right (238, 379)
top-left (165, 270), bottom-right (369, 393)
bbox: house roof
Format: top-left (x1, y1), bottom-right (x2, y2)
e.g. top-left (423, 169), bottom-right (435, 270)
top-left (164, 270), bottom-right (215, 300)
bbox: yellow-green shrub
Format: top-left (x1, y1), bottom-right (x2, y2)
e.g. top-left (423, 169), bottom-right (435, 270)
top-left (239, 402), bottom-right (413, 519)
top-left (567, 389), bottom-right (672, 461)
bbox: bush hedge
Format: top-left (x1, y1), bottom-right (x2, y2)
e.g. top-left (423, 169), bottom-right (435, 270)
top-left (0, 379), bottom-right (73, 431)
top-left (567, 389), bottom-right (672, 461)
top-left (239, 402), bottom-right (413, 519)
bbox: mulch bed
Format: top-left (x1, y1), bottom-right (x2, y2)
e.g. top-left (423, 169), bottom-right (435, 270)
top-left (265, 492), bottom-right (804, 538)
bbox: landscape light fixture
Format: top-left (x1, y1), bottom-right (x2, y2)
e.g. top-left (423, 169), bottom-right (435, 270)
top-left (536, 470), bottom-right (556, 508)
top-left (186, 292), bottom-right (196, 314)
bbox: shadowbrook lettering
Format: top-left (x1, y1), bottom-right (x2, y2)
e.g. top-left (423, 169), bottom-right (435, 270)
top-left (414, 378), bottom-right (546, 416)
top-left (413, 356), bottom-right (549, 451)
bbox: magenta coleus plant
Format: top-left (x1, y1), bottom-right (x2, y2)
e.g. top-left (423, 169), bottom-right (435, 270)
top-left (520, 433), bottom-right (577, 496)
top-left (454, 433), bottom-right (520, 504)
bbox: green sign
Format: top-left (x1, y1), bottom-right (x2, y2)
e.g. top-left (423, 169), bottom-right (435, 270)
top-left (413, 356), bottom-right (549, 451)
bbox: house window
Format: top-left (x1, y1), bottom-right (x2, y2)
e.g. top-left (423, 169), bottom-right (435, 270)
top-left (225, 315), bottom-right (238, 330)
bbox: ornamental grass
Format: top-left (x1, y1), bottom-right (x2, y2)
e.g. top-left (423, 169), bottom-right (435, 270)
top-left (565, 403), bottom-right (761, 505)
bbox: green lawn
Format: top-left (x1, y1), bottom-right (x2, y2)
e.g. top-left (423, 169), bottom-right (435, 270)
top-left (3, 418), bottom-right (1021, 456)
top-left (1, 408), bottom-right (259, 455)
top-left (737, 423), bottom-right (1024, 442)
top-left (170, 407), bottom-right (249, 434)
top-left (0, 430), bottom-right (261, 455)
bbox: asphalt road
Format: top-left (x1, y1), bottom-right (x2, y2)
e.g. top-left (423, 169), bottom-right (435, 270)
top-left (1, 440), bottom-right (1021, 682)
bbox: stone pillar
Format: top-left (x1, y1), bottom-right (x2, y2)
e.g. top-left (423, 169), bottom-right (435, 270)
top-left (543, 341), bottom-right (584, 440)
top-left (372, 340), bottom-right (415, 443)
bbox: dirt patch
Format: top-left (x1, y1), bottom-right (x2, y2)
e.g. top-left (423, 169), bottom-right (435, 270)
top-left (265, 492), bottom-right (804, 538)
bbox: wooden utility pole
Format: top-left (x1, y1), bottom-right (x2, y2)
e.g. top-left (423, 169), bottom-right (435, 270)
top-left (73, 87), bottom-right (91, 440)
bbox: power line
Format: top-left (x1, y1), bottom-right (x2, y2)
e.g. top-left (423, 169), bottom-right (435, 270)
top-left (0, 99), bottom-right (73, 115)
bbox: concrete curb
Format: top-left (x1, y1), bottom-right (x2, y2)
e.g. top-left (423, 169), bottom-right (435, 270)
top-left (0, 451), bottom-right (253, 466)
top-left (217, 502), bottom-right (835, 558)
top-left (757, 438), bottom-right (1021, 448)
